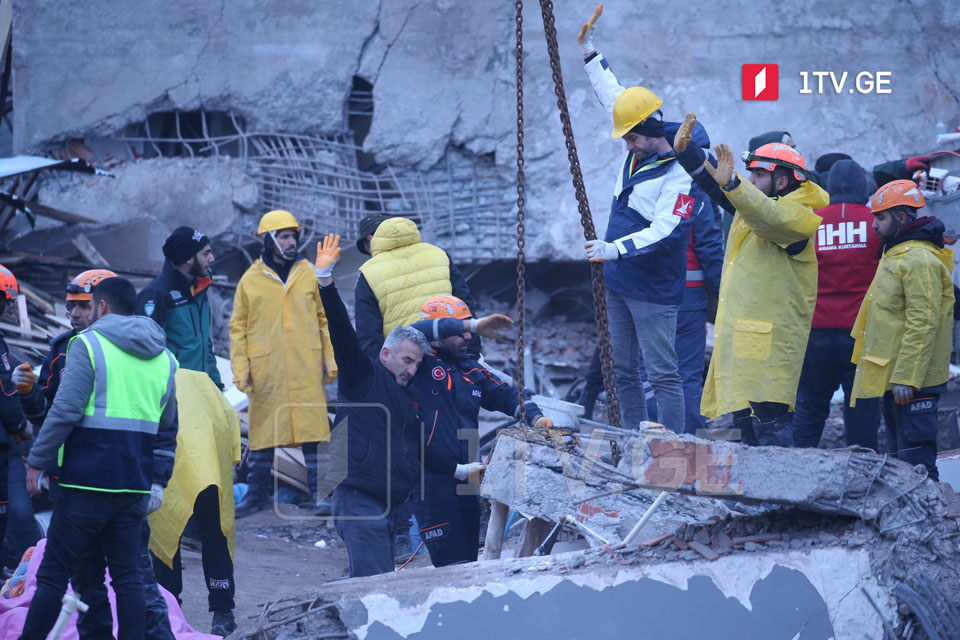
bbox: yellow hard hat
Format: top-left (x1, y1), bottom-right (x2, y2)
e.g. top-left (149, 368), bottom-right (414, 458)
top-left (611, 86), bottom-right (663, 139)
top-left (257, 210), bottom-right (300, 235)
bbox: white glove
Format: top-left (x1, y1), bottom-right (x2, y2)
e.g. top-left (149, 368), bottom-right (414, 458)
top-left (579, 25), bottom-right (596, 57)
top-left (585, 239), bottom-right (620, 262)
top-left (454, 462), bottom-right (486, 482)
top-left (315, 234), bottom-right (341, 281)
top-left (147, 483), bottom-right (164, 514)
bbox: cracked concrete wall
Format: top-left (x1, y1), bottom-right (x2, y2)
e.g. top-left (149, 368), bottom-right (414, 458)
top-left (13, 0), bottom-right (960, 260)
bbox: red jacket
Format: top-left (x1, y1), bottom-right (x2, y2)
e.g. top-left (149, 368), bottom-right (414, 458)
top-left (812, 202), bottom-right (882, 329)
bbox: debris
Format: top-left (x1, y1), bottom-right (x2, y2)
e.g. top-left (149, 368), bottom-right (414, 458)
top-left (686, 540), bottom-right (719, 561)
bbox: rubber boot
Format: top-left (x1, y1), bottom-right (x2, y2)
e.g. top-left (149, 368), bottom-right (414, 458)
top-left (235, 491), bottom-right (270, 518)
top-left (210, 610), bottom-right (237, 637)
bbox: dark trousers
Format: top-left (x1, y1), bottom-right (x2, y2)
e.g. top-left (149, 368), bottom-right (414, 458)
top-left (792, 329), bottom-right (881, 449)
top-left (19, 488), bottom-right (148, 640)
top-left (732, 402), bottom-right (794, 447)
top-left (247, 441), bottom-right (321, 498)
top-left (676, 309), bottom-right (708, 435)
top-left (332, 486), bottom-right (404, 577)
top-left (75, 520), bottom-right (174, 640)
top-left (152, 486), bottom-right (234, 613)
top-left (6, 449), bottom-right (41, 562)
top-left (883, 390), bottom-right (940, 481)
top-left (416, 475), bottom-right (480, 567)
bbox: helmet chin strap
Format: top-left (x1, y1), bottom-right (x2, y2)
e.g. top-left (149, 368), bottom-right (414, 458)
top-left (269, 230), bottom-right (297, 261)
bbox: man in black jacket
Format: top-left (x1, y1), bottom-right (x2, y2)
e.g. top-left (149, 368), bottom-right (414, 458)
top-left (314, 235), bottom-right (510, 577)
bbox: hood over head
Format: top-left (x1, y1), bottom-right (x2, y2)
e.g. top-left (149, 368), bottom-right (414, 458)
top-left (890, 215), bottom-right (946, 250)
top-left (370, 217), bottom-right (421, 256)
top-left (827, 159), bottom-right (870, 205)
top-left (87, 314), bottom-right (168, 359)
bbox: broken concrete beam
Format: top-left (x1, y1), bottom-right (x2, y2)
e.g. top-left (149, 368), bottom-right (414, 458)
top-left (263, 544), bottom-right (898, 640)
top-left (627, 432), bottom-right (943, 535)
top-left (480, 431), bottom-right (731, 545)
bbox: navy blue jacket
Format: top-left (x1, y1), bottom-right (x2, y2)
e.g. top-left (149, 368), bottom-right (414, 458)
top-left (410, 319), bottom-right (541, 475)
top-left (681, 202), bottom-right (724, 312)
top-left (602, 119), bottom-right (713, 305)
top-left (23, 329), bottom-right (73, 427)
top-left (0, 333), bottom-right (32, 440)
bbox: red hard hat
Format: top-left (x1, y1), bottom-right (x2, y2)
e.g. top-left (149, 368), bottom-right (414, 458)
top-left (0, 265), bottom-right (17, 302)
top-left (745, 143), bottom-right (808, 182)
top-left (421, 295), bottom-right (472, 320)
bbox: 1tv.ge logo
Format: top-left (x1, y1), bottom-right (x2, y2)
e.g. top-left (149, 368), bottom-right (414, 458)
top-left (742, 64), bottom-right (893, 100)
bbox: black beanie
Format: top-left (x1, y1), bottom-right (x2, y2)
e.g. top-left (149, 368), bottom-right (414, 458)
top-left (162, 226), bottom-right (210, 266)
top-left (814, 152), bottom-right (852, 174)
top-left (629, 111), bottom-right (665, 138)
top-left (356, 213), bottom-right (393, 254)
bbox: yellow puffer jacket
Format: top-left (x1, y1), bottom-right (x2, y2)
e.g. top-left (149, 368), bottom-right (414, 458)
top-left (850, 236), bottom-right (954, 403)
top-left (229, 257), bottom-right (336, 450)
top-left (358, 217), bottom-right (452, 336)
top-left (701, 179), bottom-right (828, 419)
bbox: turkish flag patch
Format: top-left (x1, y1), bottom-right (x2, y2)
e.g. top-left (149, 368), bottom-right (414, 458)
top-left (432, 366), bottom-right (446, 381)
top-left (673, 193), bottom-right (696, 219)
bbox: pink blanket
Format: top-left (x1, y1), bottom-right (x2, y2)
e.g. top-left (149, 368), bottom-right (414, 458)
top-left (0, 539), bottom-right (218, 639)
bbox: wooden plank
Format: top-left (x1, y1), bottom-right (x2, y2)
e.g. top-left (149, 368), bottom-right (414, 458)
top-left (731, 533), bottom-right (781, 546)
top-left (517, 517), bottom-right (551, 558)
top-left (0, 321), bottom-right (49, 340)
top-left (482, 500), bottom-right (509, 561)
top-left (71, 233), bottom-right (110, 266)
top-left (687, 540), bottom-right (720, 562)
top-left (43, 314), bottom-right (72, 330)
top-left (4, 336), bottom-right (49, 352)
top-left (16, 294), bottom-right (29, 331)
top-left (17, 281), bottom-right (55, 315)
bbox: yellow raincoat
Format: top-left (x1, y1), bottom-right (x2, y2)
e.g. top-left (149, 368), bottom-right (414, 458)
top-left (229, 257), bottom-right (336, 450)
top-left (850, 238), bottom-right (954, 403)
top-left (701, 178), bottom-right (828, 419)
top-left (358, 217), bottom-right (452, 336)
top-left (149, 369), bottom-right (241, 568)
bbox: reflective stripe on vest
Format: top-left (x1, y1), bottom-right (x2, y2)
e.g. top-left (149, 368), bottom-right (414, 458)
top-left (58, 330), bottom-right (177, 493)
top-left (77, 331), bottom-right (177, 433)
top-left (686, 269), bottom-right (705, 287)
top-left (686, 227), bottom-right (704, 288)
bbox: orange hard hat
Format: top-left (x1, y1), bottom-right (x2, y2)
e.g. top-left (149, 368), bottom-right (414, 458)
top-left (871, 179), bottom-right (926, 213)
top-left (745, 143), bottom-right (808, 182)
top-left (0, 265), bottom-right (17, 302)
top-left (421, 295), bottom-right (472, 320)
top-left (66, 269), bottom-right (117, 301)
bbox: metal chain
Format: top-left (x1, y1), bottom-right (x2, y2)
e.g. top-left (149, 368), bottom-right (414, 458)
top-left (537, 0), bottom-right (622, 429)
top-left (514, 0), bottom-right (527, 408)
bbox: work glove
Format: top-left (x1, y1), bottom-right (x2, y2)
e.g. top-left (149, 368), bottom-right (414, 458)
top-left (315, 234), bottom-right (341, 281)
top-left (585, 239), bottom-right (619, 262)
top-left (14, 423), bottom-right (33, 446)
top-left (577, 4), bottom-right (603, 57)
top-left (703, 143), bottom-right (736, 190)
top-left (892, 384), bottom-right (916, 405)
top-left (147, 483), bottom-right (165, 514)
top-left (12, 362), bottom-right (34, 395)
top-left (673, 113), bottom-right (697, 153)
top-left (534, 416), bottom-right (554, 429)
top-left (454, 461), bottom-right (487, 483)
top-left (905, 154), bottom-right (940, 173)
top-left (468, 314), bottom-right (514, 340)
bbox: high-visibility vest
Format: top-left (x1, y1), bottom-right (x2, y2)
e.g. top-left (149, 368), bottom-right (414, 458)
top-left (58, 330), bottom-right (177, 493)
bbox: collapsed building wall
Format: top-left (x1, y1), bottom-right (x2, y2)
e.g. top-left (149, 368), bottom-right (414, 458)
top-left (12, 1), bottom-right (960, 260)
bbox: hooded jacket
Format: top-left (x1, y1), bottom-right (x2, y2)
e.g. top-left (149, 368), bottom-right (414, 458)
top-left (811, 160), bottom-right (883, 329)
top-left (584, 52), bottom-right (712, 305)
top-left (27, 314), bottom-right (179, 492)
top-left (136, 260), bottom-right (221, 387)
top-left (229, 252), bottom-right (336, 450)
top-left (355, 217), bottom-right (477, 359)
top-left (687, 168), bottom-right (828, 418)
top-left (850, 217), bottom-right (954, 401)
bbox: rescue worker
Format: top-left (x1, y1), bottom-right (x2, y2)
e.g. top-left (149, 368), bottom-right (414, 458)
top-left (413, 295), bottom-right (550, 566)
top-left (0, 266), bottom-right (40, 563)
top-left (355, 213), bottom-right (393, 256)
top-left (136, 226), bottom-right (221, 387)
top-left (314, 234), bottom-right (511, 577)
top-left (672, 114), bottom-right (828, 446)
top-left (792, 160), bottom-right (883, 449)
top-left (20, 277), bottom-right (178, 640)
top-left (576, 12), bottom-right (712, 432)
top-left (354, 216), bottom-right (477, 359)
top-left (136, 227), bottom-right (236, 636)
top-left (20, 268), bottom-right (177, 640)
top-left (230, 210), bottom-right (337, 518)
top-left (850, 180), bottom-right (953, 480)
